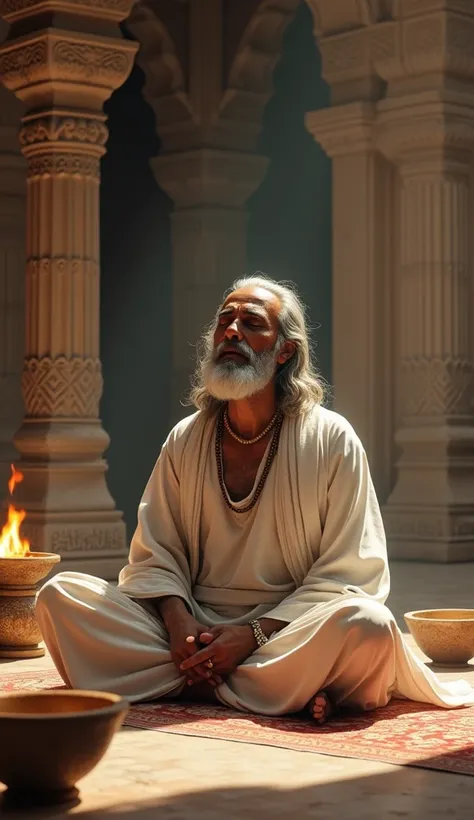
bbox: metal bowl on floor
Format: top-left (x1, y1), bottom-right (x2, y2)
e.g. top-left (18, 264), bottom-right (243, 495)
top-left (0, 689), bottom-right (129, 805)
top-left (404, 609), bottom-right (474, 666)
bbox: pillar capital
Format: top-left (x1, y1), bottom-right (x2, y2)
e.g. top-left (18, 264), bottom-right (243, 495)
top-left (0, 1), bottom-right (137, 112)
top-left (306, 101), bottom-right (376, 158)
top-left (152, 148), bottom-right (268, 210)
top-left (373, 2), bottom-right (474, 91)
top-left (377, 93), bottom-right (474, 166)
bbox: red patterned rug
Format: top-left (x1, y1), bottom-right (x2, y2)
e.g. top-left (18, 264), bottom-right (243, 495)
top-left (1, 667), bottom-right (474, 776)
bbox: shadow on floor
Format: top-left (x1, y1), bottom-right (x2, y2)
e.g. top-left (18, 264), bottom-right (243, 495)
top-left (4, 767), bottom-right (473, 820)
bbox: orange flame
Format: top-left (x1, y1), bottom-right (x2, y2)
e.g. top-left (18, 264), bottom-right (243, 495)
top-left (8, 464), bottom-right (24, 496)
top-left (0, 465), bottom-right (30, 558)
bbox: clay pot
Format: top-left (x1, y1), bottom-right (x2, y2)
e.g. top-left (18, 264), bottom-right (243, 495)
top-left (405, 608), bottom-right (474, 666)
top-left (0, 553), bottom-right (60, 658)
top-left (0, 690), bottom-right (128, 805)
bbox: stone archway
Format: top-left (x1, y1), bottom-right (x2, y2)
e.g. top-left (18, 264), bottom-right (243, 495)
top-left (126, 0), bottom-right (395, 461)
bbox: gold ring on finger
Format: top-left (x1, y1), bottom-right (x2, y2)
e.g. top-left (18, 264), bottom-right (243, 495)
top-left (207, 660), bottom-right (214, 669)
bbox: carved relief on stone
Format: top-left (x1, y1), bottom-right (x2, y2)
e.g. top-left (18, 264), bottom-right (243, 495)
top-left (19, 114), bottom-right (108, 154)
top-left (0, 34), bottom-right (136, 101)
top-left (52, 40), bottom-right (132, 82)
top-left (401, 358), bottom-right (474, 419)
top-left (22, 356), bottom-right (103, 418)
top-left (50, 524), bottom-right (125, 555)
top-left (26, 153), bottom-right (101, 180)
top-left (0, 40), bottom-right (47, 88)
top-left (21, 521), bottom-right (126, 556)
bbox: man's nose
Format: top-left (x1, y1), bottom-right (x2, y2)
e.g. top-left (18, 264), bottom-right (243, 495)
top-left (224, 321), bottom-right (243, 341)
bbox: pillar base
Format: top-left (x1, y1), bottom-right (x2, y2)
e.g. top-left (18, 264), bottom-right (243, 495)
top-left (384, 505), bottom-right (474, 562)
top-left (21, 515), bottom-right (128, 581)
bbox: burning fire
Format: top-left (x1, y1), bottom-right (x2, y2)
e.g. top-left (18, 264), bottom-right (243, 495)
top-left (0, 465), bottom-right (30, 558)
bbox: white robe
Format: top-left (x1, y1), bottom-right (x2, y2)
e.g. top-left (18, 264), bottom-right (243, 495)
top-left (36, 406), bottom-right (474, 711)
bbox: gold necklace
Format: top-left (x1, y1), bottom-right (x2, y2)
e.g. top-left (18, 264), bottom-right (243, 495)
top-left (216, 409), bottom-right (284, 514)
top-left (223, 407), bottom-right (279, 445)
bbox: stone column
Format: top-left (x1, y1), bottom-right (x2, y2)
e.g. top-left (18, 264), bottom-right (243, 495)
top-left (0, 0), bottom-right (137, 576)
top-left (306, 102), bottom-right (395, 501)
top-left (373, 0), bottom-right (474, 561)
top-left (153, 149), bottom-right (267, 419)
top-left (378, 95), bottom-right (474, 561)
top-left (0, 81), bottom-right (25, 493)
top-left (128, 0), bottom-right (270, 419)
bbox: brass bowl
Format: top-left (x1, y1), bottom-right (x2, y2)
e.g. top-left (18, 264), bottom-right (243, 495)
top-left (0, 690), bottom-right (128, 804)
top-left (405, 609), bottom-right (474, 666)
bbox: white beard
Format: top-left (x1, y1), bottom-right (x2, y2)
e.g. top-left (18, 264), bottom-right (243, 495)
top-left (202, 341), bottom-right (279, 401)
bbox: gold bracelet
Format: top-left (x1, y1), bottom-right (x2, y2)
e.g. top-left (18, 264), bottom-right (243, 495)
top-left (249, 619), bottom-right (269, 647)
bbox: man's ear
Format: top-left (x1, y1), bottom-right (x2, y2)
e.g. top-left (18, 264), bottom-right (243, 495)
top-left (277, 340), bottom-right (296, 366)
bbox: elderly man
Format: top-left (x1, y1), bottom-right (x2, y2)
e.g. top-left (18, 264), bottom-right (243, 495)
top-left (37, 275), bottom-right (474, 722)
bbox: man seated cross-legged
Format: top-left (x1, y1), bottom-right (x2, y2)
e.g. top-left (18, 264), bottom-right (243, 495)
top-left (37, 275), bottom-right (474, 722)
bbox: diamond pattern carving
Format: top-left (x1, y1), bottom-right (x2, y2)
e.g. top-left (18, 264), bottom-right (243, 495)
top-left (22, 356), bottom-right (103, 418)
top-left (402, 358), bottom-right (474, 419)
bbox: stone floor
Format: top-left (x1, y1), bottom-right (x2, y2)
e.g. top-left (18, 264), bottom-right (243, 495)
top-left (1, 561), bottom-right (474, 819)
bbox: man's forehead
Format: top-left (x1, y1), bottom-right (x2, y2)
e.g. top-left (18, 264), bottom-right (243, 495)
top-left (222, 286), bottom-right (280, 313)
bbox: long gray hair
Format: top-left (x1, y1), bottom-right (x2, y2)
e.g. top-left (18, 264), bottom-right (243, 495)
top-left (187, 273), bottom-right (327, 417)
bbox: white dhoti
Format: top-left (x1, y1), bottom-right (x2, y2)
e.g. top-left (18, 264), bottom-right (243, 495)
top-left (36, 406), bottom-right (474, 712)
top-left (36, 571), bottom-right (397, 713)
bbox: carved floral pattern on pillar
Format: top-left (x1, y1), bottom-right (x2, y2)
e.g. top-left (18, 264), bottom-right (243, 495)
top-left (376, 0), bottom-right (474, 560)
top-left (0, 0), bottom-right (138, 572)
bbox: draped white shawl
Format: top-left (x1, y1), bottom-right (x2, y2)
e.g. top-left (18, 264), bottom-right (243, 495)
top-left (118, 405), bottom-right (390, 611)
top-left (118, 405), bottom-right (474, 708)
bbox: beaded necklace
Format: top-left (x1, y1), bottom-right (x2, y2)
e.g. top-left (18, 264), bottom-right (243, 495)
top-left (223, 407), bottom-right (279, 445)
top-left (215, 407), bottom-right (284, 514)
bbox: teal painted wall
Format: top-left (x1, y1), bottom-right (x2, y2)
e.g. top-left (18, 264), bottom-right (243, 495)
top-left (100, 3), bottom-right (332, 542)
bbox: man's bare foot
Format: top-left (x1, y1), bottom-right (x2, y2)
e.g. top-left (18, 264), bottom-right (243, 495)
top-left (308, 691), bottom-right (334, 725)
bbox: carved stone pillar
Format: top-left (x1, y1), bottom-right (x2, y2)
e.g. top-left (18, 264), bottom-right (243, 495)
top-left (306, 102), bottom-right (395, 501)
top-left (153, 149), bottom-right (267, 417)
top-left (378, 98), bottom-right (474, 561)
top-left (0, 0), bottom-right (137, 576)
top-left (376, 1), bottom-right (474, 560)
top-left (0, 81), bottom-right (25, 494)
